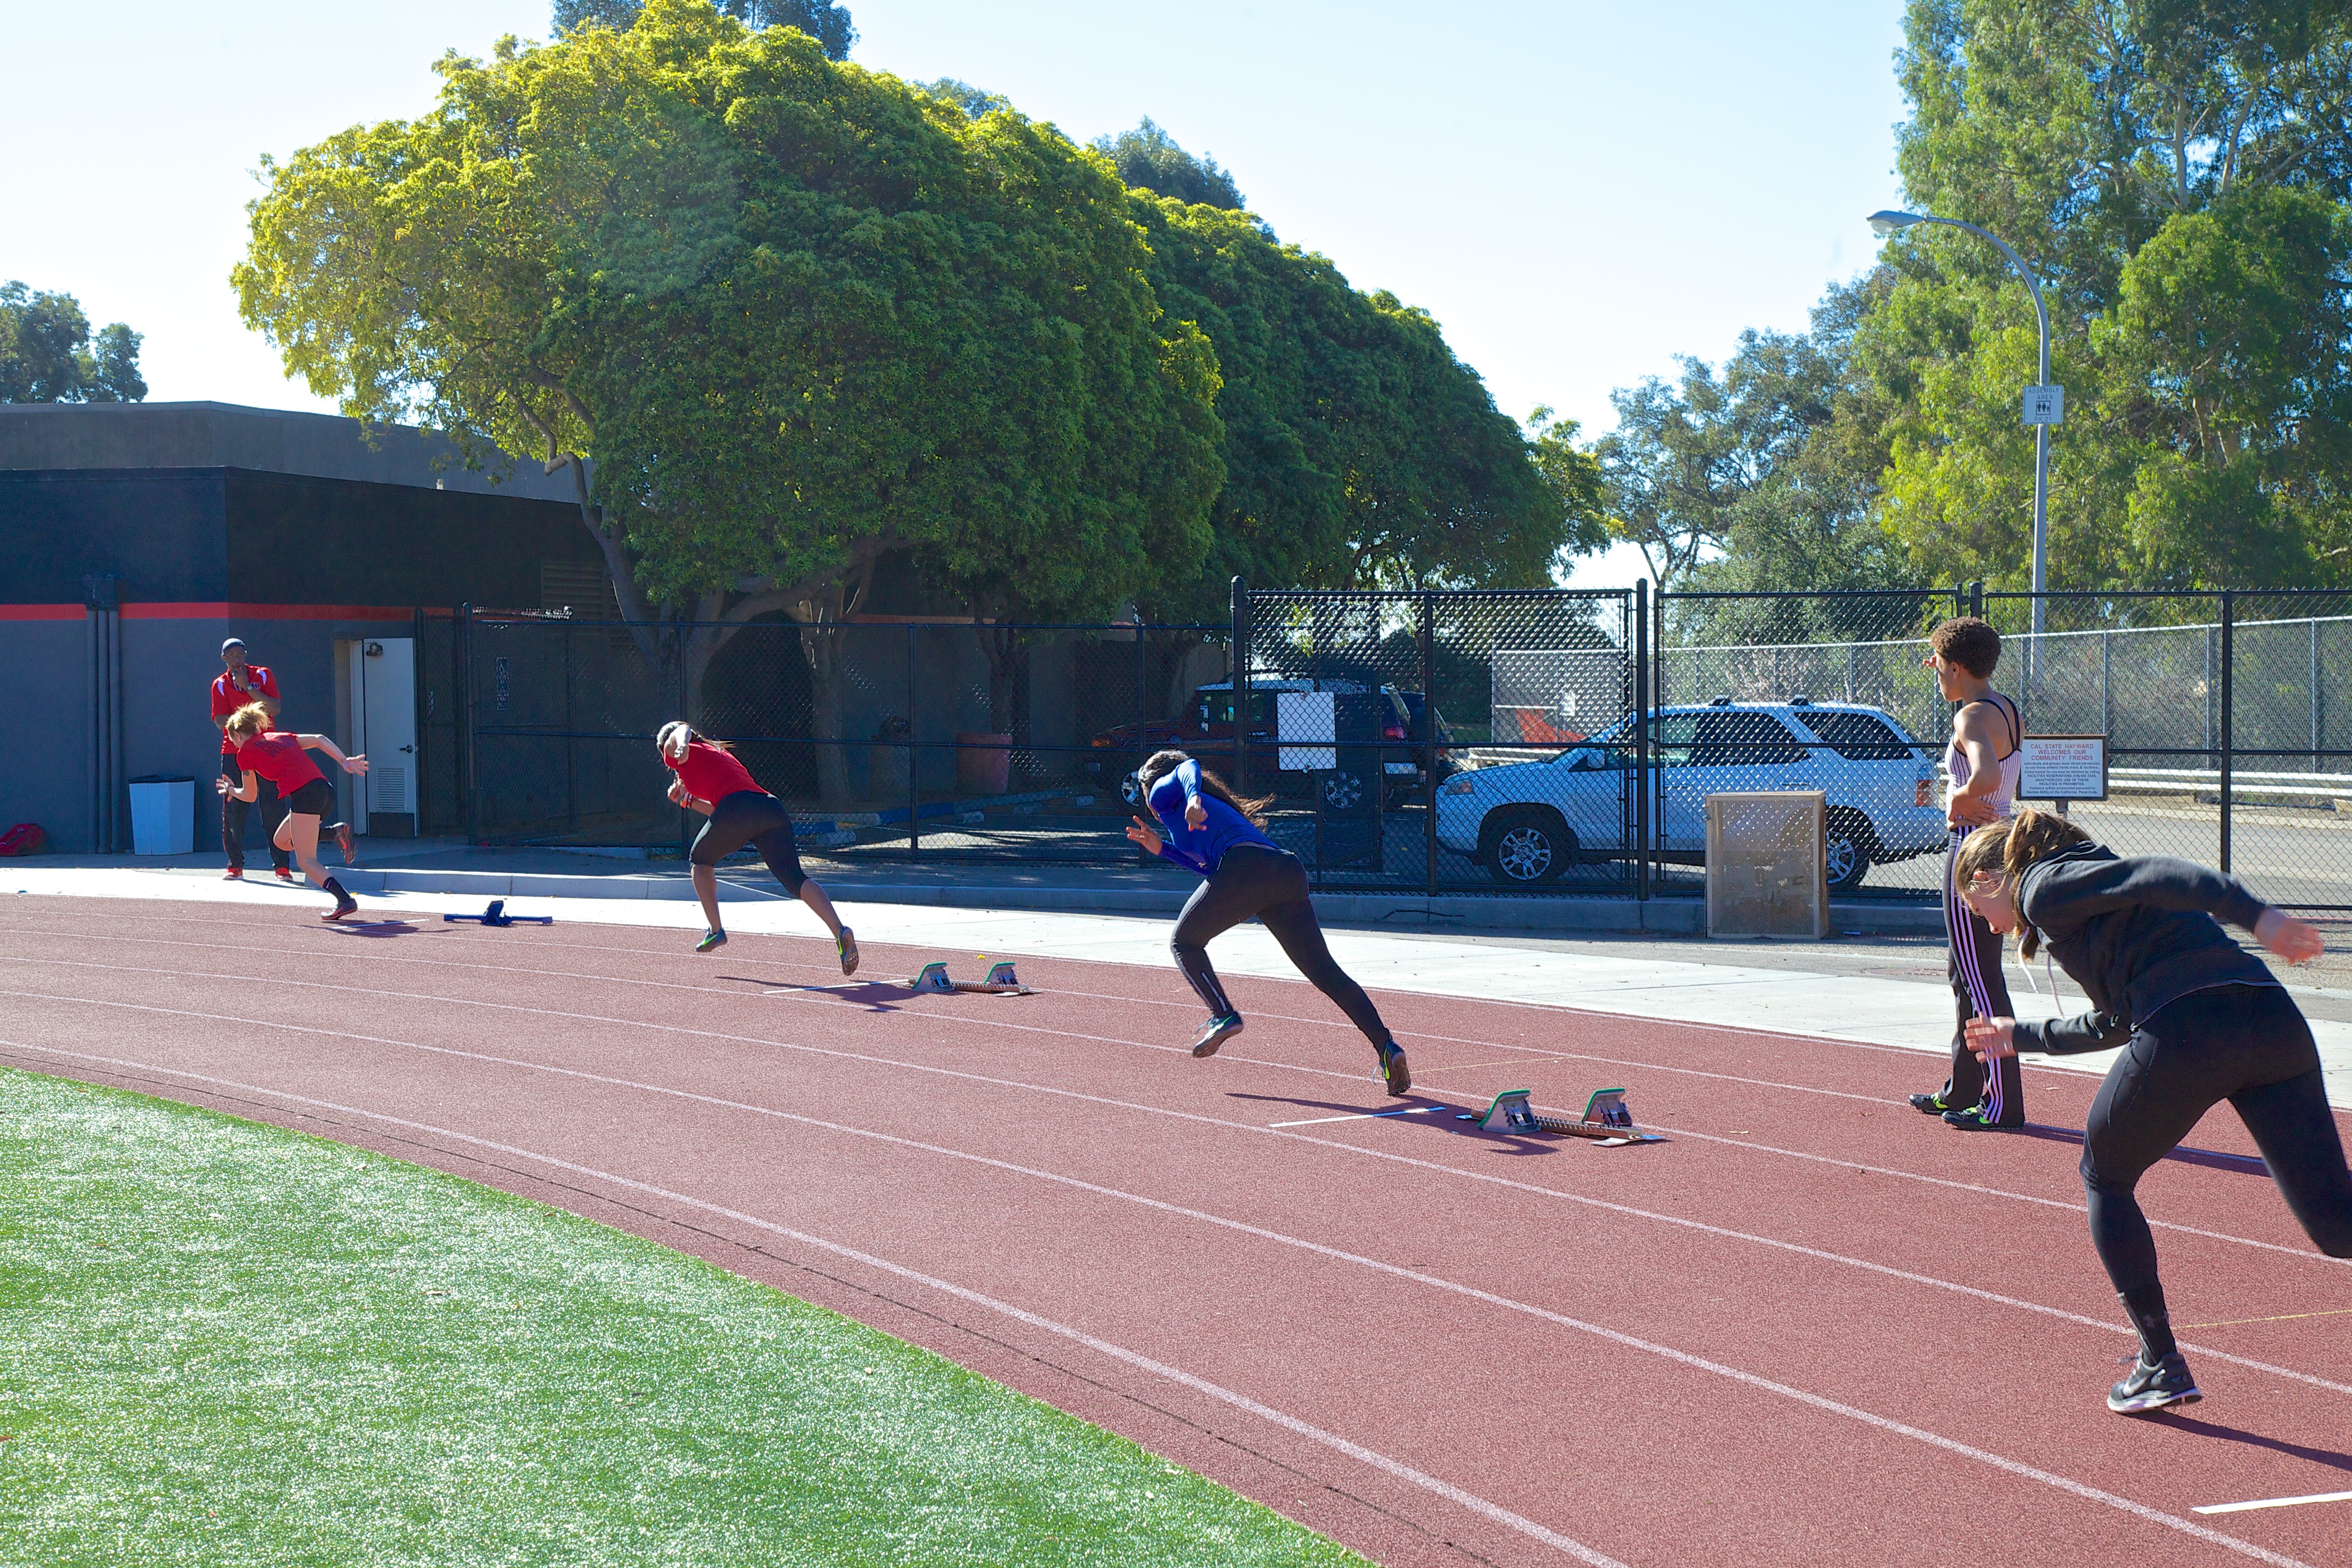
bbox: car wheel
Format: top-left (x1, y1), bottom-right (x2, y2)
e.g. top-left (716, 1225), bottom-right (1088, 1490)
top-left (1118, 771), bottom-right (1145, 809)
top-left (1480, 808), bottom-right (1571, 886)
top-left (1825, 811), bottom-right (1872, 892)
top-left (1321, 770), bottom-right (1367, 811)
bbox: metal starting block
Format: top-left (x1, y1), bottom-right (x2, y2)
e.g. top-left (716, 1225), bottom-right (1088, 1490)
top-left (905, 959), bottom-right (1034, 995)
top-left (1457, 1087), bottom-right (1661, 1145)
top-left (441, 899), bottom-right (553, 928)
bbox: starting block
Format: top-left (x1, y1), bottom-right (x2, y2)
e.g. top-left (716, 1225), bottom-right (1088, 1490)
top-left (1457, 1087), bottom-right (1661, 1145)
top-left (441, 899), bottom-right (553, 928)
top-left (905, 959), bottom-right (1035, 996)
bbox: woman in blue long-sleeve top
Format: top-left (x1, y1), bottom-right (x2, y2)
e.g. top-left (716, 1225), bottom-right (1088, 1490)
top-left (1955, 808), bottom-right (2348, 1415)
top-left (1124, 749), bottom-right (1411, 1095)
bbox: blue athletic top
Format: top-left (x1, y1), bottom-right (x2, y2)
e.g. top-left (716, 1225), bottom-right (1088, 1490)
top-left (1146, 759), bottom-right (1277, 877)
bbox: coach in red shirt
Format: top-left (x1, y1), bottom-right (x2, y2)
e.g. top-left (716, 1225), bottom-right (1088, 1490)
top-left (213, 637), bottom-right (291, 879)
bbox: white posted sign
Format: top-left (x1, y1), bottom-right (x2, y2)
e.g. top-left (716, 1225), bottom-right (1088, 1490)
top-left (2019, 735), bottom-right (2106, 800)
top-left (2023, 384), bottom-right (2066, 426)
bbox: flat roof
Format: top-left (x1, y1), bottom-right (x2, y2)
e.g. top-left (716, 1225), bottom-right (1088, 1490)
top-left (0, 401), bottom-right (583, 503)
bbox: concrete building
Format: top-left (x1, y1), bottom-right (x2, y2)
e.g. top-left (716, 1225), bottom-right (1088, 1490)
top-left (0, 401), bottom-right (603, 853)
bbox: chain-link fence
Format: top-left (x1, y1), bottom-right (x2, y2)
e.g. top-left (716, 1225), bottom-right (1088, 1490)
top-left (448, 609), bottom-right (1233, 864)
top-left (424, 587), bottom-right (2351, 908)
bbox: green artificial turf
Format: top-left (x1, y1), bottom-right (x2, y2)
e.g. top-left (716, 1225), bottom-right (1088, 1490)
top-left (0, 1069), bottom-right (1370, 1568)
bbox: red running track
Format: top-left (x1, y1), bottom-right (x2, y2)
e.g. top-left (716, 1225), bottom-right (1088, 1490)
top-left (6, 895), bottom-right (2352, 1567)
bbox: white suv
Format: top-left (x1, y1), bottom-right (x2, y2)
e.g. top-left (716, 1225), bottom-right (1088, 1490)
top-left (1436, 699), bottom-right (1945, 889)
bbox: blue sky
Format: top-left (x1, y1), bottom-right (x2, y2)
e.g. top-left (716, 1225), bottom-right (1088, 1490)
top-left (8, 0), bottom-right (1911, 583)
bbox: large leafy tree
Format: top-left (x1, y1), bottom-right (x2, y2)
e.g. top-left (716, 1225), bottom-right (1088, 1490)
top-left (552, 0), bottom-right (855, 57)
top-left (1126, 196), bottom-right (1589, 623)
top-left (1867, 0), bottom-right (2352, 589)
top-left (235, 0), bottom-right (1222, 800)
top-left (0, 282), bottom-right (145, 403)
top-left (1091, 120), bottom-right (1245, 210)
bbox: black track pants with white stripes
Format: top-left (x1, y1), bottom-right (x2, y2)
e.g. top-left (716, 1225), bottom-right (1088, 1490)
top-left (1942, 829), bottom-right (2022, 1123)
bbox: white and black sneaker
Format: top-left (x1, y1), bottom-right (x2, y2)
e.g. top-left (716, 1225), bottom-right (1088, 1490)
top-left (1190, 1014), bottom-right (1243, 1058)
top-left (2108, 1351), bottom-right (2202, 1414)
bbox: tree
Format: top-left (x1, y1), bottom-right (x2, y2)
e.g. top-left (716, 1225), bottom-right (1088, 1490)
top-left (552, 0), bottom-right (854, 58)
top-left (1124, 196), bottom-right (1585, 623)
top-left (0, 282), bottom-right (145, 403)
top-left (1867, 0), bottom-right (2352, 589)
top-left (1092, 119), bottom-right (1245, 210)
top-left (920, 78), bottom-right (1010, 119)
top-left (237, 0), bottom-right (1221, 801)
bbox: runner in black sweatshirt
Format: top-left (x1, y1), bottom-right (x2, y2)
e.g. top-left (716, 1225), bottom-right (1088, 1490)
top-left (1953, 808), bottom-right (2350, 1413)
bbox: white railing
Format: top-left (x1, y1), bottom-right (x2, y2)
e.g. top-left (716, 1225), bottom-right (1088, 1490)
top-left (2103, 766), bottom-right (2352, 805)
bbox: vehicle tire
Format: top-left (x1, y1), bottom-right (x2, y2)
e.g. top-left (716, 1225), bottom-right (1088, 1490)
top-left (1118, 769), bottom-right (1146, 809)
top-left (1825, 810), bottom-right (1874, 892)
top-left (1480, 807), bottom-right (1572, 886)
top-left (1321, 769), bottom-right (1369, 811)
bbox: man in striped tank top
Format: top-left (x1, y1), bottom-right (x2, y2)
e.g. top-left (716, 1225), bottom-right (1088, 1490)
top-left (1910, 616), bottom-right (2027, 1131)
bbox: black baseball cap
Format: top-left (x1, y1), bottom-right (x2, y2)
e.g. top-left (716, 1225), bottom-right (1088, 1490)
top-left (221, 637), bottom-right (247, 654)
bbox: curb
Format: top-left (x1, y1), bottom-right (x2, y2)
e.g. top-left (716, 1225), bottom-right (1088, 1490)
top-left (336, 866), bottom-right (1945, 936)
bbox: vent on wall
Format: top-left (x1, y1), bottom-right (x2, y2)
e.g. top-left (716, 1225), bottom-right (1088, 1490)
top-left (540, 560), bottom-right (621, 618)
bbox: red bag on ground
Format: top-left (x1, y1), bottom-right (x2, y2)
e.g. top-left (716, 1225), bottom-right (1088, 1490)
top-left (0, 823), bottom-right (46, 856)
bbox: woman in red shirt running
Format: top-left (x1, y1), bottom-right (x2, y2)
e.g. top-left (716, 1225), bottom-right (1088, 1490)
top-left (216, 702), bottom-right (367, 920)
top-left (658, 722), bottom-right (857, 970)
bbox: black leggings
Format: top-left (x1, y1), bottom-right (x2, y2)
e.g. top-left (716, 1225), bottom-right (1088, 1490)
top-left (1171, 843), bottom-right (1390, 1048)
top-left (1942, 831), bottom-right (2022, 1120)
top-left (2083, 984), bottom-right (2352, 1295)
top-left (689, 790), bottom-right (806, 894)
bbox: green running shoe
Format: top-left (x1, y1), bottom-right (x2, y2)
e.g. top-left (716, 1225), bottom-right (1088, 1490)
top-left (696, 928), bottom-right (728, 954)
top-left (1190, 1014), bottom-right (1243, 1058)
top-left (837, 927), bottom-right (859, 976)
top-left (1377, 1039), bottom-right (1411, 1096)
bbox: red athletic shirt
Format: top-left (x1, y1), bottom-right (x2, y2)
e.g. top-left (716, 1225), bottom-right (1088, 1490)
top-left (664, 740), bottom-right (760, 804)
top-left (212, 665), bottom-right (281, 755)
top-left (234, 732), bottom-right (326, 794)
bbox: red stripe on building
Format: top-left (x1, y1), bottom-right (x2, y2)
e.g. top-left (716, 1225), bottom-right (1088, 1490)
top-left (0, 603), bottom-right (418, 622)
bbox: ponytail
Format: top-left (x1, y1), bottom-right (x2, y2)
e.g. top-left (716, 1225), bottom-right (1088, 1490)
top-left (657, 721), bottom-right (732, 761)
top-left (1137, 748), bottom-right (1274, 828)
top-left (1952, 806), bottom-right (2094, 959)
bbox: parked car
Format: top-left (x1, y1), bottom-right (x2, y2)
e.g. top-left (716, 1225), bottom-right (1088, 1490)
top-left (1086, 678), bottom-right (1446, 807)
top-left (1434, 698), bottom-right (1944, 889)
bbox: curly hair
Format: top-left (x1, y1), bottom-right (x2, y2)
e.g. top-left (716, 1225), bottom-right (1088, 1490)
top-left (1953, 807), bottom-right (2094, 958)
top-left (1929, 616), bottom-right (2001, 679)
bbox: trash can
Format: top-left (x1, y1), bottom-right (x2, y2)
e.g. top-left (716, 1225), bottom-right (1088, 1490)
top-left (129, 776), bottom-right (196, 856)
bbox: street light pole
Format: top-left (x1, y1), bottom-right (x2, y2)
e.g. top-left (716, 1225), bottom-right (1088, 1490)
top-left (1868, 210), bottom-right (2054, 663)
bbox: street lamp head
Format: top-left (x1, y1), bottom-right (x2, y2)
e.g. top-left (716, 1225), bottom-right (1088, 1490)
top-left (1868, 209), bottom-right (1924, 237)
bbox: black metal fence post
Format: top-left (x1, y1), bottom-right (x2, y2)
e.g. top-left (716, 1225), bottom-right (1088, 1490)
top-left (2219, 590), bottom-right (2234, 872)
top-left (1969, 580), bottom-right (1983, 620)
top-left (907, 622), bottom-right (920, 857)
top-left (458, 603), bottom-right (476, 845)
top-left (1419, 589), bottom-right (1436, 895)
top-left (1635, 578), bottom-right (1650, 903)
top-left (1230, 577), bottom-right (1250, 796)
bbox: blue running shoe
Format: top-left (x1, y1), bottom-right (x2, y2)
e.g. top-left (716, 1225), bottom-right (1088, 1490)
top-left (696, 929), bottom-right (728, 954)
top-left (1191, 1014), bottom-right (1243, 1057)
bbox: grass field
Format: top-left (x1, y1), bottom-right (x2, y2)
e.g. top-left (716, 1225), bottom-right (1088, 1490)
top-left (0, 1069), bottom-right (1369, 1568)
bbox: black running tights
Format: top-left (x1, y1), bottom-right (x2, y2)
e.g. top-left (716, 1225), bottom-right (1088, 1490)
top-left (1171, 843), bottom-right (1391, 1048)
top-left (2082, 984), bottom-right (2352, 1297)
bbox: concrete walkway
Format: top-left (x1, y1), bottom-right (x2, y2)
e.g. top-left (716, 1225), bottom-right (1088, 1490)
top-left (8, 858), bottom-right (2347, 1110)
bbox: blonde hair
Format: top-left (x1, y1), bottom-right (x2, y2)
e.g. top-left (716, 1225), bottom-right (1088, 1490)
top-left (1953, 806), bottom-right (2094, 959)
top-left (224, 702), bottom-right (273, 743)
top-left (656, 721), bottom-right (730, 761)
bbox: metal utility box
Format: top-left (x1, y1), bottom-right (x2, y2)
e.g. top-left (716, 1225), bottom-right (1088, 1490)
top-left (1705, 791), bottom-right (1828, 938)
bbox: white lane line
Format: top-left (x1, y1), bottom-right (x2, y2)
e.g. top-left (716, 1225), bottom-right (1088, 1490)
top-left (2195, 1490), bottom-right (2352, 1515)
top-left (0, 946), bottom-right (2320, 1270)
top-left (5, 974), bottom-right (2350, 1400)
top-left (1270, 1107), bottom-right (1445, 1127)
top-left (5, 1041), bottom-right (2311, 1568)
top-left (4, 1046), bottom-right (1629, 1568)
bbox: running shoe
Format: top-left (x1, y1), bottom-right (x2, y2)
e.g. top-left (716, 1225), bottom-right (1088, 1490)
top-left (1377, 1039), bottom-right (1412, 1096)
top-left (274, 867), bottom-right (296, 882)
top-left (1906, 1091), bottom-right (1952, 1115)
top-left (696, 929), bottom-right (729, 954)
top-left (322, 893), bottom-right (359, 923)
top-left (1942, 1102), bottom-right (2024, 1132)
top-left (1190, 1013), bottom-right (1243, 1058)
top-left (223, 867), bottom-right (244, 881)
top-left (333, 822), bottom-right (358, 867)
top-left (837, 927), bottom-right (859, 977)
top-left (2108, 1351), bottom-right (2201, 1415)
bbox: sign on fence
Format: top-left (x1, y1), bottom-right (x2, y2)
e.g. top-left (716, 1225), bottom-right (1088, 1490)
top-left (2019, 735), bottom-right (2107, 801)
